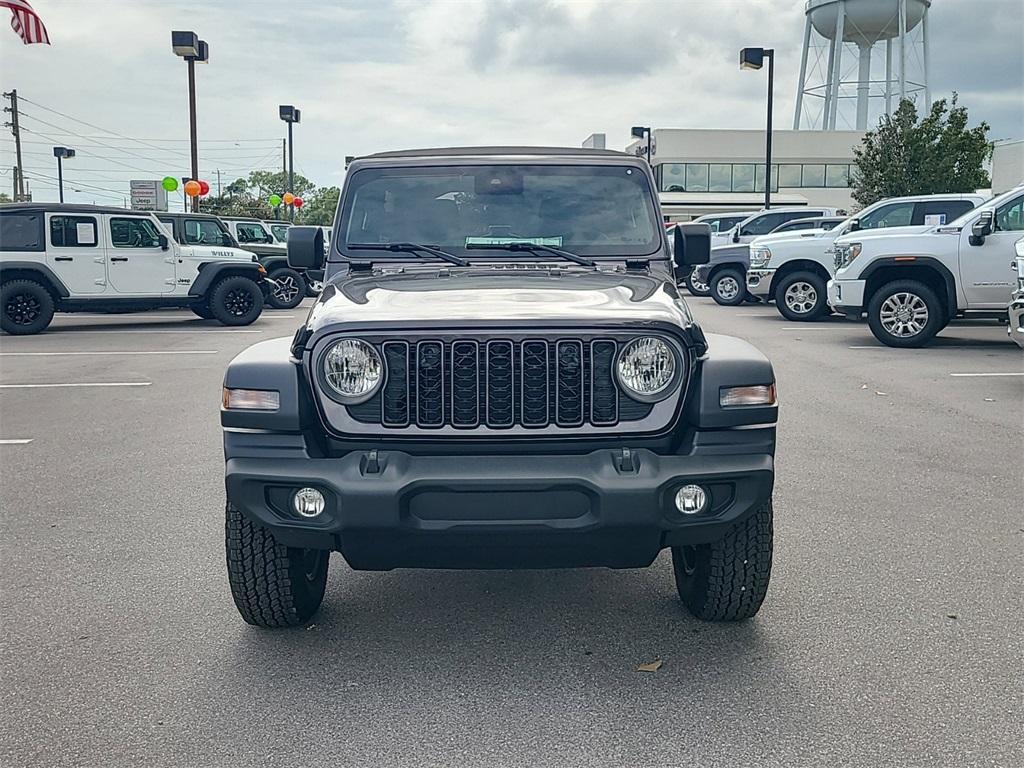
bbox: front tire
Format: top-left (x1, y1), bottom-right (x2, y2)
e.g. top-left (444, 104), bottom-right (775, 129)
top-left (685, 271), bottom-right (711, 297)
top-left (774, 271), bottom-right (829, 321)
top-left (225, 503), bottom-right (329, 628)
top-left (267, 267), bottom-right (304, 309)
top-left (672, 500), bottom-right (773, 621)
top-left (867, 279), bottom-right (943, 348)
top-left (710, 267), bottom-right (746, 306)
top-left (1, 279), bottom-right (55, 335)
top-left (209, 275), bottom-right (264, 326)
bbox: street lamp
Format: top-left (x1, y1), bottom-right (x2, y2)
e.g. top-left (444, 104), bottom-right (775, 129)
top-left (740, 47), bottom-right (775, 210)
top-left (171, 30), bottom-right (209, 212)
top-left (630, 126), bottom-right (652, 164)
top-left (279, 105), bottom-right (301, 221)
top-left (52, 146), bottom-right (75, 203)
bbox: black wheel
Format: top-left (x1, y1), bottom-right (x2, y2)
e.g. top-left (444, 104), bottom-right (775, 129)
top-left (190, 302), bottom-right (214, 320)
top-left (685, 271), bottom-right (711, 297)
top-left (1, 279), bottom-right (54, 335)
top-left (209, 275), bottom-right (264, 326)
top-left (225, 503), bottom-right (329, 628)
top-left (774, 270), bottom-right (829, 321)
top-left (267, 267), bottom-right (305, 309)
top-left (672, 500), bottom-right (773, 621)
top-left (710, 267), bottom-right (746, 306)
top-left (867, 279), bottom-right (943, 348)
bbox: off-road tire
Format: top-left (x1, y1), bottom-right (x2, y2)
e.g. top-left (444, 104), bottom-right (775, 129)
top-left (305, 275), bottom-right (324, 297)
top-left (1, 279), bottom-right (55, 335)
top-left (190, 302), bottom-right (214, 320)
top-left (209, 275), bottom-right (264, 326)
top-left (711, 267), bottom-right (747, 306)
top-left (672, 500), bottom-right (773, 621)
top-left (867, 279), bottom-right (944, 348)
top-left (685, 271), bottom-right (711, 297)
top-left (267, 267), bottom-right (305, 310)
top-left (775, 271), bottom-right (829, 321)
top-left (225, 502), bottom-right (329, 628)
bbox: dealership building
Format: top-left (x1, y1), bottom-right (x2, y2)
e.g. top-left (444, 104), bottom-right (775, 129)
top-left (618, 128), bottom-right (865, 222)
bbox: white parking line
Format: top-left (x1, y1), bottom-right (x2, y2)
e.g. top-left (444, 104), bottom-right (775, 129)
top-left (41, 329), bottom-right (261, 334)
top-left (0, 382), bottom-right (152, 389)
top-left (0, 350), bottom-right (218, 357)
top-left (850, 345), bottom-right (978, 350)
top-left (949, 372), bottom-right (1024, 377)
top-left (780, 327), bottom-right (835, 331)
top-left (0, 438), bottom-right (33, 445)
top-left (736, 313), bottom-right (774, 317)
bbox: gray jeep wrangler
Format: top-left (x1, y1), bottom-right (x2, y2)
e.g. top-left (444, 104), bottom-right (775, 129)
top-left (221, 147), bottom-right (778, 627)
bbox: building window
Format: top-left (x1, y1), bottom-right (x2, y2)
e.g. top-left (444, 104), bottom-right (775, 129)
top-left (661, 163), bottom-right (686, 192)
top-left (708, 164), bottom-right (731, 192)
top-left (826, 164), bottom-right (851, 188)
top-left (50, 216), bottom-right (97, 247)
top-left (732, 164), bottom-right (755, 192)
top-left (802, 164), bottom-right (825, 187)
top-left (754, 164), bottom-right (779, 193)
top-left (685, 164), bottom-right (709, 193)
top-left (778, 164), bottom-right (802, 188)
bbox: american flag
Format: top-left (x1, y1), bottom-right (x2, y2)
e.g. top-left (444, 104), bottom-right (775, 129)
top-left (2, 0), bottom-right (50, 45)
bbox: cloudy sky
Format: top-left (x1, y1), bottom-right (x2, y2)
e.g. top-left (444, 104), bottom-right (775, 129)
top-left (2, 0), bottom-right (1020, 207)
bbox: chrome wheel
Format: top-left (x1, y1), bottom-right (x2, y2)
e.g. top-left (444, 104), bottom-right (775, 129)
top-left (879, 292), bottom-right (929, 338)
top-left (308, 280), bottom-right (324, 294)
top-left (716, 275), bottom-right (740, 301)
top-left (784, 281), bottom-right (817, 314)
top-left (690, 275), bottom-right (708, 293)
top-left (273, 275), bottom-right (301, 304)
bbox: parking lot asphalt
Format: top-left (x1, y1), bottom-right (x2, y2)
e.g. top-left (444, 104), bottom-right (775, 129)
top-left (1, 299), bottom-right (1021, 768)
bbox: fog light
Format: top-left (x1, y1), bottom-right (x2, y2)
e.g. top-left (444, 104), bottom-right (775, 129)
top-left (674, 484), bottom-right (707, 515)
top-left (293, 487), bottom-right (325, 518)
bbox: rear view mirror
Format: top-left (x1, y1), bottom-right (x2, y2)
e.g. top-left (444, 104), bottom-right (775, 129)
top-left (969, 210), bottom-right (994, 246)
top-left (673, 223), bottom-right (711, 281)
top-left (287, 226), bottom-right (325, 270)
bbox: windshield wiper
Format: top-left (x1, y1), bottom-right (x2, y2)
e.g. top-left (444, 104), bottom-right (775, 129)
top-left (465, 242), bottom-right (597, 267)
top-left (347, 242), bottom-right (468, 267)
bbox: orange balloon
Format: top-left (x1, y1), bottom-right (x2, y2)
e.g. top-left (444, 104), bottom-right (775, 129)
top-left (184, 180), bottom-right (201, 197)
top-left (282, 192), bottom-right (295, 205)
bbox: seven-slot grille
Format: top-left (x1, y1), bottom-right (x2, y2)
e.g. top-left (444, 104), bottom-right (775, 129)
top-left (348, 337), bottom-right (654, 430)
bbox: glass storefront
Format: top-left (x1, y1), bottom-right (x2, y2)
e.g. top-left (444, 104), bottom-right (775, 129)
top-left (658, 162), bottom-right (853, 192)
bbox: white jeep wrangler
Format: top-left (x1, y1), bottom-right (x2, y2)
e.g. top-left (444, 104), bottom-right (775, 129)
top-left (747, 194), bottom-right (983, 321)
top-left (0, 203), bottom-right (268, 335)
top-left (828, 185), bottom-right (1024, 347)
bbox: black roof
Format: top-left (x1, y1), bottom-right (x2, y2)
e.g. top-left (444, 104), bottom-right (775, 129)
top-left (360, 146), bottom-right (629, 160)
top-left (156, 211), bottom-right (223, 221)
top-left (0, 202), bottom-right (156, 216)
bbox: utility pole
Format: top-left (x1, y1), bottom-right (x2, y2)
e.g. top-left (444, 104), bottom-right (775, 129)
top-left (3, 90), bottom-right (26, 201)
top-left (11, 167), bottom-right (17, 200)
top-left (216, 168), bottom-right (221, 197)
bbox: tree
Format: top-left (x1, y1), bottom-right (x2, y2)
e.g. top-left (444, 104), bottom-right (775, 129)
top-left (0, 192), bottom-right (12, 204)
top-left (201, 170), bottom-right (315, 219)
top-left (850, 95), bottom-right (992, 207)
top-left (297, 186), bottom-right (339, 226)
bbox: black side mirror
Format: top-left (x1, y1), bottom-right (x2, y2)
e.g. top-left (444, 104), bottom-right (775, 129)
top-left (848, 218), bottom-right (861, 232)
top-left (732, 228), bottom-right (741, 243)
top-left (220, 233), bottom-right (233, 247)
top-left (287, 226), bottom-right (325, 270)
top-left (969, 210), bottom-right (994, 246)
top-left (673, 223), bottom-right (711, 281)
top-left (157, 233), bottom-right (169, 250)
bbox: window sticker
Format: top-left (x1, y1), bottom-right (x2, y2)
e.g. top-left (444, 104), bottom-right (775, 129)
top-left (76, 222), bottom-right (96, 244)
top-left (464, 237), bottom-right (564, 247)
top-left (923, 214), bottom-right (947, 226)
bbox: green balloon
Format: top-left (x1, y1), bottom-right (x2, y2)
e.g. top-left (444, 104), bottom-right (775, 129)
top-left (162, 176), bottom-right (178, 192)
top-left (268, 194), bottom-right (282, 207)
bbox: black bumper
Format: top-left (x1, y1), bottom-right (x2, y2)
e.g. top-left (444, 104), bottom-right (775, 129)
top-left (225, 445), bottom-right (773, 570)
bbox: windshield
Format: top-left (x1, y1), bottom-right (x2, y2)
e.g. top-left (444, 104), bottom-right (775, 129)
top-left (337, 164), bottom-right (661, 259)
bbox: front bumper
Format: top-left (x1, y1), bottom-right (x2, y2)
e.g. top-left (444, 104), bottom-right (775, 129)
top-left (827, 278), bottom-right (866, 315)
top-left (1009, 295), bottom-right (1024, 349)
top-left (746, 268), bottom-right (774, 297)
top-left (225, 445), bottom-right (774, 570)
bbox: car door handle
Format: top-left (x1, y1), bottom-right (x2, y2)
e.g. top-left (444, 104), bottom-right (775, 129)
top-left (110, 256), bottom-right (129, 262)
top-left (54, 256), bottom-right (74, 261)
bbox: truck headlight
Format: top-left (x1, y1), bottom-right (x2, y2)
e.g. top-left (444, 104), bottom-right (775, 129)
top-left (839, 242), bottom-right (862, 269)
top-left (322, 339), bottom-right (383, 403)
top-left (750, 246), bottom-right (771, 267)
top-left (616, 337), bottom-right (679, 402)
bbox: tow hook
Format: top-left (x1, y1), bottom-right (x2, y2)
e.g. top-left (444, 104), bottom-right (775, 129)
top-left (614, 448), bottom-right (639, 474)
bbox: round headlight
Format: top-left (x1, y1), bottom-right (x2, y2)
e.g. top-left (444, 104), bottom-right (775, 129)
top-left (616, 337), bottom-right (678, 401)
top-left (322, 339), bottom-right (383, 403)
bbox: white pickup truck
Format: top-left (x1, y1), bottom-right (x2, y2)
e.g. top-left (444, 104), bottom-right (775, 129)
top-left (747, 194), bottom-right (984, 321)
top-left (828, 185), bottom-right (1024, 347)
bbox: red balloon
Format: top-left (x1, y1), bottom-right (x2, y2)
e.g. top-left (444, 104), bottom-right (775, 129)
top-left (292, 197), bottom-right (304, 209)
top-left (197, 180), bottom-right (210, 196)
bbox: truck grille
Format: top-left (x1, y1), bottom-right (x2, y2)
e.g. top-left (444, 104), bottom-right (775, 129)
top-left (348, 337), bottom-right (654, 430)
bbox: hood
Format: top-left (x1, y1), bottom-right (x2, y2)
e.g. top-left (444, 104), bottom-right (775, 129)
top-left (183, 245), bottom-right (256, 261)
top-left (304, 267), bottom-right (694, 334)
top-left (834, 224), bottom-right (936, 245)
top-left (752, 228), bottom-right (833, 246)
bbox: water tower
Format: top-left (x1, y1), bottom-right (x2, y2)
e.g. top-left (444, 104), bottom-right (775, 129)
top-left (794, 0), bottom-right (931, 130)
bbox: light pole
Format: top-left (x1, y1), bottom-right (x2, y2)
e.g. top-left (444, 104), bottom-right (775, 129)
top-left (740, 47), bottom-right (775, 210)
top-left (279, 105), bottom-right (301, 221)
top-left (630, 126), bottom-right (652, 164)
top-left (171, 31), bottom-right (209, 212)
top-left (52, 146), bottom-right (75, 203)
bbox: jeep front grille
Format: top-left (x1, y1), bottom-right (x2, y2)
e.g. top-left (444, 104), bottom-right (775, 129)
top-left (345, 336), bottom-right (657, 430)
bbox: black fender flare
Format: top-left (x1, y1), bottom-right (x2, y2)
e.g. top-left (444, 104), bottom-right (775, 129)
top-left (860, 256), bottom-right (958, 321)
top-left (222, 337), bottom-right (304, 433)
top-left (0, 261), bottom-right (71, 298)
top-left (260, 257), bottom-right (291, 274)
top-left (189, 262), bottom-right (264, 297)
top-left (684, 333), bottom-right (777, 429)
